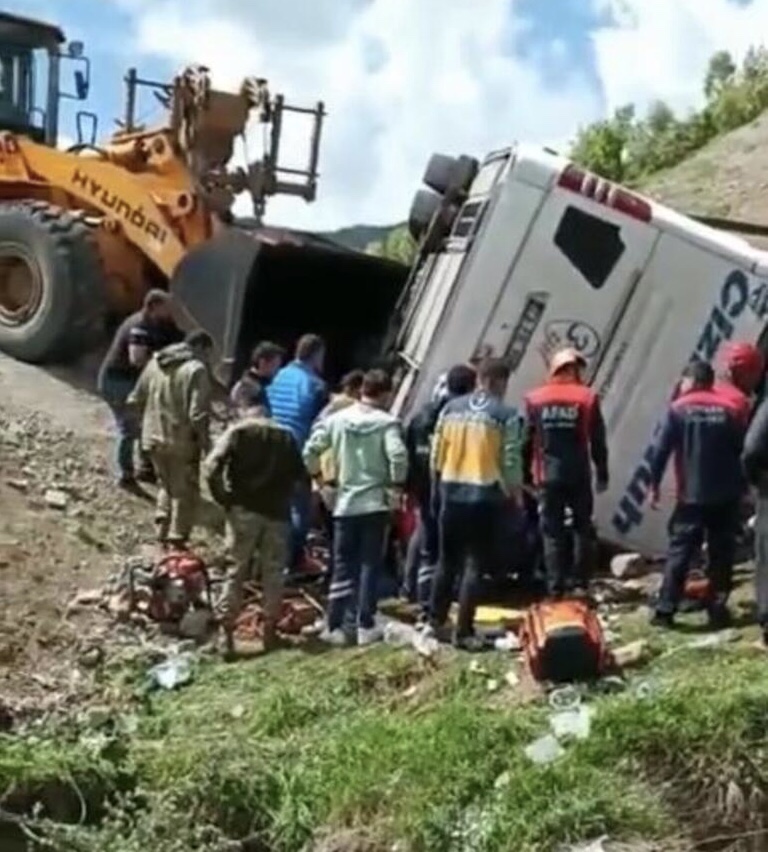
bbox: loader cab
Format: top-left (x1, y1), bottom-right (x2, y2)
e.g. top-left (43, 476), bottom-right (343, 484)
top-left (0, 12), bottom-right (91, 147)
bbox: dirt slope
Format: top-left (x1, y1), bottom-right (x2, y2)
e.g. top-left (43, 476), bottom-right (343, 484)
top-left (0, 351), bottom-right (158, 717)
top-left (641, 111), bottom-right (768, 230)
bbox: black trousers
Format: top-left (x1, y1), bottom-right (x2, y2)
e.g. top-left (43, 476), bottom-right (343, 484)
top-left (429, 502), bottom-right (499, 638)
top-left (539, 482), bottom-right (595, 596)
top-left (656, 500), bottom-right (740, 616)
top-left (754, 494), bottom-right (768, 628)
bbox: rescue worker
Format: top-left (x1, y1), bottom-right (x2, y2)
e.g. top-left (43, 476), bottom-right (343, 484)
top-left (428, 358), bottom-right (523, 650)
top-left (267, 334), bottom-right (328, 571)
top-left (431, 344), bottom-right (492, 404)
top-left (404, 363), bottom-right (476, 614)
top-left (523, 347), bottom-right (609, 599)
top-left (204, 402), bottom-right (309, 656)
top-left (229, 341), bottom-right (285, 416)
top-left (127, 330), bottom-right (213, 548)
top-left (303, 369), bottom-right (408, 646)
top-left (97, 289), bottom-right (183, 487)
top-left (650, 360), bottom-right (748, 629)
top-left (742, 383), bottom-right (768, 646)
top-left (716, 341), bottom-right (765, 414)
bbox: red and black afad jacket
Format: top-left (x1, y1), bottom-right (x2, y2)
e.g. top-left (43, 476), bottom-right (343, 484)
top-left (523, 377), bottom-right (609, 488)
top-left (649, 386), bottom-right (749, 505)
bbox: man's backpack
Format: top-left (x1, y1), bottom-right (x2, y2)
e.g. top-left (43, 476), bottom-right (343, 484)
top-left (521, 599), bottom-right (609, 683)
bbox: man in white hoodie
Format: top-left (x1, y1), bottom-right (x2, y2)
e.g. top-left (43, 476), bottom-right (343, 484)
top-left (303, 369), bottom-right (408, 645)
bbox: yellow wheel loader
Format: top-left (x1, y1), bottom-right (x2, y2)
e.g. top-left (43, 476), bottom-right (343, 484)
top-left (0, 12), bottom-right (408, 384)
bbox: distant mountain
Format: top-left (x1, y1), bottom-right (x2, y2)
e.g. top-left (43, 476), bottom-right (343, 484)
top-left (321, 223), bottom-right (403, 252)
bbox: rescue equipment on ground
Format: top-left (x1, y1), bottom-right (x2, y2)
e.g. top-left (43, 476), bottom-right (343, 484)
top-left (521, 598), bottom-right (609, 683)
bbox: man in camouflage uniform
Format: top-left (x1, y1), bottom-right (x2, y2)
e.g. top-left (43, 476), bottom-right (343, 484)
top-left (128, 330), bottom-right (213, 547)
top-left (204, 402), bottom-right (308, 654)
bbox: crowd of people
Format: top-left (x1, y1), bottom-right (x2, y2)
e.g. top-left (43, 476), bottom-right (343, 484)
top-left (96, 290), bottom-right (768, 655)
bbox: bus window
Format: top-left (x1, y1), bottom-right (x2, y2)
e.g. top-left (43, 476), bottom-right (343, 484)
top-left (554, 205), bottom-right (626, 290)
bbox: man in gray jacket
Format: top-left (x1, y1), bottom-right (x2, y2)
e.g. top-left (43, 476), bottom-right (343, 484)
top-left (303, 369), bottom-right (408, 646)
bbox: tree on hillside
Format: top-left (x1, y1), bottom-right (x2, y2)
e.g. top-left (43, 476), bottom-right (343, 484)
top-left (570, 105), bottom-right (635, 182)
top-left (705, 50), bottom-right (736, 99)
top-left (366, 225), bottom-right (417, 266)
top-left (570, 44), bottom-right (768, 185)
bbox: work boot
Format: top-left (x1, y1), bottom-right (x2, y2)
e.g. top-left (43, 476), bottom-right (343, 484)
top-left (262, 621), bottom-right (280, 653)
top-left (220, 626), bottom-right (236, 661)
top-left (319, 627), bottom-right (354, 647)
top-left (136, 467), bottom-right (157, 485)
top-left (357, 624), bottom-right (385, 647)
top-left (118, 472), bottom-right (137, 489)
top-left (707, 605), bottom-right (733, 631)
top-left (453, 633), bottom-right (486, 653)
top-left (650, 611), bottom-right (675, 630)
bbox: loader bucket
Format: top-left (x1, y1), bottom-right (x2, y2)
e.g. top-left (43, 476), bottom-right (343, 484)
top-left (170, 226), bottom-right (408, 387)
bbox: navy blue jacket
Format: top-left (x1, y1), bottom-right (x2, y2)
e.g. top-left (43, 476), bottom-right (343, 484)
top-left (649, 386), bottom-right (749, 505)
top-left (405, 398), bottom-right (447, 502)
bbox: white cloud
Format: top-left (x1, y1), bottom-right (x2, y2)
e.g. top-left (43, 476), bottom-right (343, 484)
top-left (113, 0), bottom-right (601, 230)
top-left (591, 0), bottom-right (768, 116)
top-left (112, 0), bottom-right (768, 231)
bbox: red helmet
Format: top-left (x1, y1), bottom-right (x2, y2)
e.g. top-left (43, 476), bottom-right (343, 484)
top-left (718, 341), bottom-right (765, 391)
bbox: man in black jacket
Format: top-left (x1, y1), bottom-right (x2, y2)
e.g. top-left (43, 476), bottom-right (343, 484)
top-left (652, 361), bottom-right (749, 629)
top-left (743, 384), bottom-right (768, 646)
top-left (204, 403), bottom-right (309, 655)
top-left (404, 364), bottom-right (475, 612)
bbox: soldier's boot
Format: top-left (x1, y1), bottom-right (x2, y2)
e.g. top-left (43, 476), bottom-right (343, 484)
top-left (262, 619), bottom-right (280, 653)
top-left (219, 623), bottom-right (237, 661)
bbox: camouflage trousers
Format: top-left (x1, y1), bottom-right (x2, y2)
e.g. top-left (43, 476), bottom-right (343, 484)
top-left (149, 447), bottom-right (200, 545)
top-left (219, 506), bottom-right (288, 630)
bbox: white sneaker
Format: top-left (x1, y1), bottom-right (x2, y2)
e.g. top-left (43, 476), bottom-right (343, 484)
top-left (319, 628), bottom-right (350, 647)
top-left (357, 625), bottom-right (385, 647)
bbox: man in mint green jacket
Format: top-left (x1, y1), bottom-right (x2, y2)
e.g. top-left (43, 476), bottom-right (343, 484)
top-left (304, 369), bottom-right (408, 645)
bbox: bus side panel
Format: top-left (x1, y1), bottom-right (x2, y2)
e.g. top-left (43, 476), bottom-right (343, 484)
top-left (498, 187), bottom-right (658, 408)
top-left (398, 177), bottom-right (547, 419)
top-left (600, 234), bottom-right (768, 555)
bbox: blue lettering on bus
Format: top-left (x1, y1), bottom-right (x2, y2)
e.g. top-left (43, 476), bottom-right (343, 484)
top-left (610, 269), bottom-right (750, 536)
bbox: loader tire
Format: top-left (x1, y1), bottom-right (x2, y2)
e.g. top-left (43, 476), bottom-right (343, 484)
top-left (0, 201), bottom-right (105, 363)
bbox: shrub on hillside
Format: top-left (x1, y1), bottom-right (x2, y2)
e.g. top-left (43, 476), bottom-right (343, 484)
top-left (571, 45), bottom-right (768, 183)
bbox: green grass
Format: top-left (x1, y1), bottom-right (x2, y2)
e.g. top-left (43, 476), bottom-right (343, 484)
top-left (5, 596), bottom-right (768, 851)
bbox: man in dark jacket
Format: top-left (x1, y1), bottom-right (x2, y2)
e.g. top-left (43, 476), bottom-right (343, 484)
top-left (523, 347), bottom-right (609, 599)
top-left (229, 341), bottom-right (285, 416)
top-left (98, 289), bottom-right (183, 486)
top-left (650, 360), bottom-right (749, 629)
top-left (204, 402), bottom-right (309, 655)
top-left (404, 364), bottom-right (476, 610)
top-left (742, 373), bottom-right (768, 646)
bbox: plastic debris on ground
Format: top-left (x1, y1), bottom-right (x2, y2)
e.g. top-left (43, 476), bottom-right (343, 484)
top-left (684, 628), bottom-right (740, 649)
top-left (559, 837), bottom-right (608, 852)
top-left (382, 619), bottom-right (439, 659)
top-left (148, 652), bottom-right (195, 691)
top-left (494, 631), bottom-right (522, 652)
top-left (611, 639), bottom-right (649, 668)
top-left (550, 705), bottom-right (593, 740)
top-left (524, 733), bottom-right (565, 765)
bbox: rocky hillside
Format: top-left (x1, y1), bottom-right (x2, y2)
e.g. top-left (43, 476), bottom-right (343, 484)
top-left (640, 110), bottom-right (768, 226)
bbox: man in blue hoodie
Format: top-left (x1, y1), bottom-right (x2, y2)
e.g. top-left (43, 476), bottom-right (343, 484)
top-left (267, 334), bottom-right (328, 570)
top-left (304, 369), bottom-right (408, 646)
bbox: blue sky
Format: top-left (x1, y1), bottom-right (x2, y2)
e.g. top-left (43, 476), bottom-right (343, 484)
top-left (2, 0), bottom-right (767, 229)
